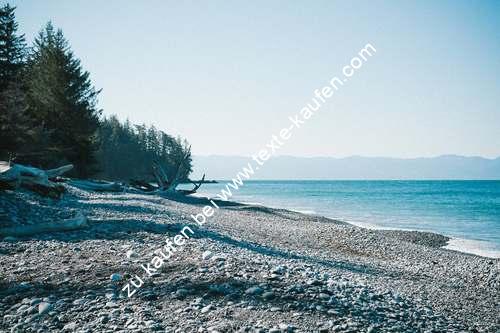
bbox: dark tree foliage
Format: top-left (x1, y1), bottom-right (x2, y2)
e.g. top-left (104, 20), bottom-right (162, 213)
top-left (0, 4), bottom-right (29, 160)
top-left (0, 3), bottom-right (25, 92)
top-left (0, 81), bottom-right (30, 160)
top-left (96, 116), bottom-right (192, 182)
top-left (24, 22), bottom-right (102, 177)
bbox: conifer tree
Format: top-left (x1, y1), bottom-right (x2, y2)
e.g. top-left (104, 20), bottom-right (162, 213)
top-left (25, 22), bottom-right (101, 177)
top-left (0, 4), bottom-right (29, 160)
top-left (0, 3), bottom-right (26, 92)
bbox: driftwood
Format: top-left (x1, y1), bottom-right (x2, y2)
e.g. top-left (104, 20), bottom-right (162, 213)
top-left (177, 174), bottom-right (206, 195)
top-left (0, 162), bottom-right (73, 198)
top-left (46, 164), bottom-right (74, 178)
top-left (69, 179), bottom-right (123, 192)
top-left (0, 158), bottom-right (208, 197)
top-left (131, 148), bottom-right (207, 196)
top-left (149, 146), bottom-right (206, 195)
top-left (129, 179), bottom-right (158, 192)
top-left (0, 212), bottom-right (88, 237)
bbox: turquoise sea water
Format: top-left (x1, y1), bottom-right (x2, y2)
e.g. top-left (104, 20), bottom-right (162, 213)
top-left (192, 180), bottom-right (500, 257)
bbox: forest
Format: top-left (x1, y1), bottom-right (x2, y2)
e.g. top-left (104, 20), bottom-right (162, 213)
top-left (0, 4), bottom-right (192, 182)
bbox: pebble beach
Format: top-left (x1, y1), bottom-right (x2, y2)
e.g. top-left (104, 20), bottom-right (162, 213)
top-left (0, 186), bottom-right (498, 332)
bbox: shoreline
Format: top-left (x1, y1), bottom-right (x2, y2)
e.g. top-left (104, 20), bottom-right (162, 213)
top-left (200, 194), bottom-right (500, 259)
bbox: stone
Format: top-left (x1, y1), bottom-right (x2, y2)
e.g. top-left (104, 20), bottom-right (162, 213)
top-left (271, 266), bottom-right (286, 275)
top-left (72, 299), bottom-right (86, 306)
top-left (262, 291), bottom-right (275, 300)
top-left (30, 298), bottom-right (42, 306)
top-left (278, 323), bottom-right (295, 332)
top-left (175, 288), bottom-right (189, 299)
top-left (126, 249), bottom-right (137, 259)
top-left (319, 293), bottom-right (330, 301)
top-left (245, 286), bottom-right (263, 295)
top-left (105, 292), bottom-right (116, 300)
top-left (202, 250), bottom-right (213, 260)
top-left (200, 305), bottom-right (214, 313)
top-left (38, 302), bottom-right (52, 315)
top-left (110, 273), bottom-right (122, 281)
top-left (63, 322), bottom-right (77, 331)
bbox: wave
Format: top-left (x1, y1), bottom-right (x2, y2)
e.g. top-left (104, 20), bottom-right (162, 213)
top-left (443, 238), bottom-right (500, 259)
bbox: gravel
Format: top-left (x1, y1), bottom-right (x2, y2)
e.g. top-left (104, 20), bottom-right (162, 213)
top-left (0, 186), bottom-right (498, 332)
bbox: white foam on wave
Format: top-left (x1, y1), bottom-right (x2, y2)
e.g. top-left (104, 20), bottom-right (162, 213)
top-left (444, 238), bottom-right (500, 259)
top-left (344, 220), bottom-right (500, 259)
top-left (290, 209), bottom-right (317, 215)
top-left (347, 220), bottom-right (394, 230)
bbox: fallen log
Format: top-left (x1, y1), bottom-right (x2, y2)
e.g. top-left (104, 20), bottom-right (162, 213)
top-left (69, 179), bottom-right (123, 192)
top-left (129, 179), bottom-right (158, 192)
top-left (46, 164), bottom-right (74, 179)
top-left (0, 213), bottom-right (88, 237)
top-left (0, 162), bottom-right (73, 198)
top-left (177, 174), bottom-right (206, 195)
top-left (151, 146), bottom-right (199, 194)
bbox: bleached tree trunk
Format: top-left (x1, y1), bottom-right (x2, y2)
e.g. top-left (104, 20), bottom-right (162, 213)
top-left (68, 179), bottom-right (123, 192)
top-left (0, 162), bottom-right (73, 198)
top-left (0, 213), bottom-right (88, 237)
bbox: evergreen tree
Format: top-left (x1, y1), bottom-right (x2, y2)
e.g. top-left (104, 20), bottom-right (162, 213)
top-left (96, 117), bottom-right (192, 182)
top-left (0, 4), bottom-right (29, 160)
top-left (25, 22), bottom-right (101, 177)
top-left (0, 3), bottom-right (26, 92)
top-left (0, 80), bottom-right (28, 160)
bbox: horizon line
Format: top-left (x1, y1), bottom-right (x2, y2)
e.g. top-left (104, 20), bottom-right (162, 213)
top-left (193, 154), bottom-right (500, 160)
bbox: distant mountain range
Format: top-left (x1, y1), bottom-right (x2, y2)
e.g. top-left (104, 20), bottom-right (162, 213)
top-left (192, 155), bottom-right (500, 180)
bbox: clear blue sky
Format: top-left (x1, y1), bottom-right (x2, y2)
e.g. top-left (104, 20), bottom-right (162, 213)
top-left (10, 0), bottom-right (500, 158)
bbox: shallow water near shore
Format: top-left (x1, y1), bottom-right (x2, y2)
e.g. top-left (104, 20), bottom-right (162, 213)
top-left (188, 180), bottom-right (500, 258)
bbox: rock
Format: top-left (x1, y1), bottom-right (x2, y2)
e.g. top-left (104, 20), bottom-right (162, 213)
top-left (72, 298), bottom-right (86, 306)
top-left (245, 286), bottom-right (263, 295)
top-left (16, 304), bottom-right (29, 313)
top-left (38, 302), bottom-right (52, 315)
top-left (202, 250), bottom-right (213, 260)
top-left (17, 282), bottom-right (32, 290)
top-left (316, 305), bottom-right (326, 311)
top-left (319, 293), bottom-right (330, 301)
top-left (271, 266), bottom-right (286, 275)
top-left (267, 273), bottom-right (281, 280)
top-left (126, 249), bottom-right (137, 259)
top-left (30, 298), bottom-right (42, 306)
top-left (27, 306), bottom-right (38, 314)
top-left (63, 322), bottom-right (77, 331)
top-left (278, 324), bottom-right (295, 332)
top-left (105, 301), bottom-right (118, 308)
top-left (200, 305), bottom-right (214, 313)
top-left (175, 288), bottom-right (189, 299)
top-left (105, 292), bottom-right (117, 300)
top-left (262, 291), bottom-right (275, 300)
top-left (10, 323), bottom-right (24, 333)
top-left (307, 279), bottom-right (323, 286)
top-left (110, 273), bottom-right (122, 281)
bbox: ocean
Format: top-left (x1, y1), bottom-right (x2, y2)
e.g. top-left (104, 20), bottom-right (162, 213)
top-left (190, 180), bottom-right (500, 258)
